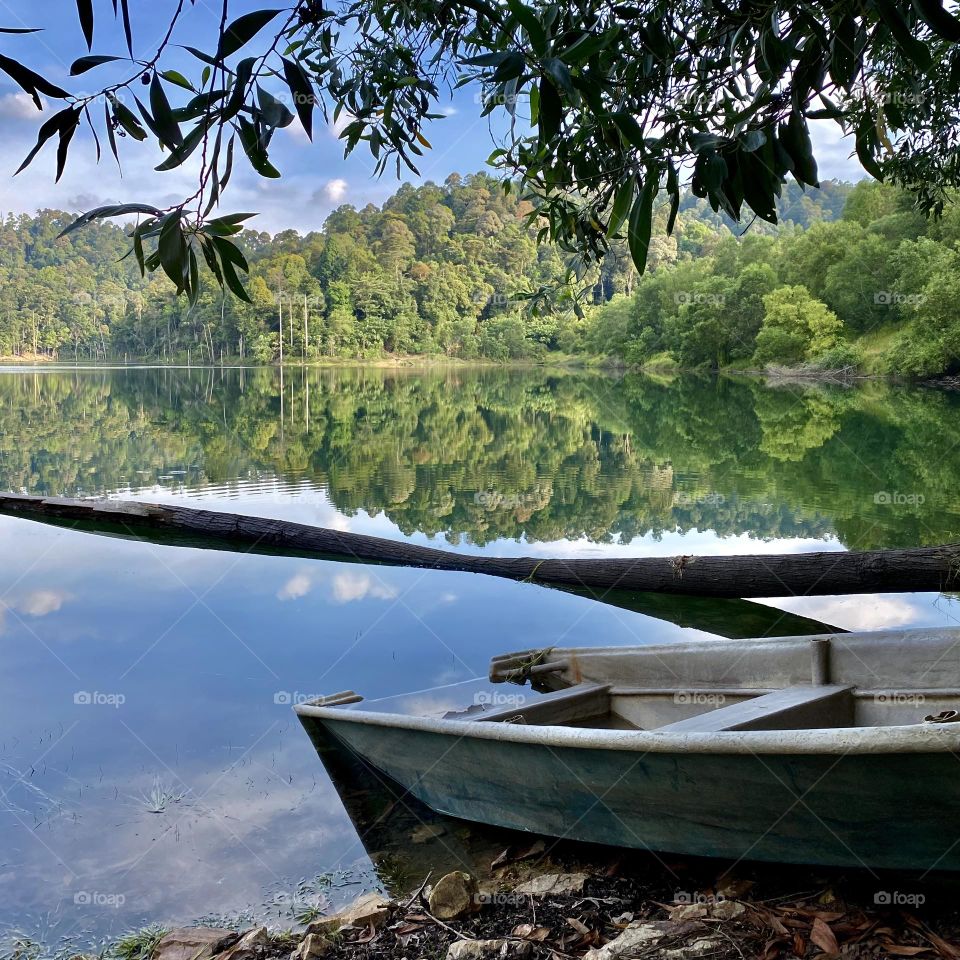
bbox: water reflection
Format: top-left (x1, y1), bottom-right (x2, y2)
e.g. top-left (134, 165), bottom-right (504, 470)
top-left (1, 365), bottom-right (959, 952)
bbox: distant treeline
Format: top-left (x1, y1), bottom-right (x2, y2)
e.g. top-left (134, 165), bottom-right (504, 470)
top-left (592, 180), bottom-right (960, 377)
top-left (0, 173), bottom-right (852, 364)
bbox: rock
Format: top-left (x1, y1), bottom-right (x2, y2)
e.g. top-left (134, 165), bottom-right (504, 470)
top-left (428, 871), bottom-right (479, 920)
top-left (447, 940), bottom-right (532, 960)
top-left (306, 891), bottom-right (391, 933)
top-left (583, 921), bottom-right (699, 960)
top-left (411, 823), bottom-right (447, 844)
top-left (153, 928), bottom-right (238, 960)
top-left (662, 936), bottom-right (725, 959)
top-left (292, 934), bottom-right (332, 960)
top-left (215, 927), bottom-right (268, 960)
top-left (668, 900), bottom-right (746, 921)
top-left (513, 873), bottom-right (589, 897)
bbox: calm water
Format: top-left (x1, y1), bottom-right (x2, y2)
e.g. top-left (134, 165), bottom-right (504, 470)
top-left (2, 365), bottom-right (960, 953)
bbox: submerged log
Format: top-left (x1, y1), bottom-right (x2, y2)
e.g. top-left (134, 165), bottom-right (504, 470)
top-left (0, 492), bottom-right (957, 599)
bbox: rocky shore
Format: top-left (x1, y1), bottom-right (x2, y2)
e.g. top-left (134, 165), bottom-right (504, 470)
top-left (84, 849), bottom-right (960, 960)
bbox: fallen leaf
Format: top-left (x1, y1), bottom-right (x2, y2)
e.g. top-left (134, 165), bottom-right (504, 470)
top-left (885, 947), bottom-right (932, 957)
top-left (810, 917), bottom-right (840, 956)
top-left (512, 925), bottom-right (551, 942)
top-left (566, 918), bottom-right (590, 936)
top-left (923, 930), bottom-right (960, 960)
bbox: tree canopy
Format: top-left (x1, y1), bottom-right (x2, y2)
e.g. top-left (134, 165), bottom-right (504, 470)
top-left (2, 1), bottom-right (960, 301)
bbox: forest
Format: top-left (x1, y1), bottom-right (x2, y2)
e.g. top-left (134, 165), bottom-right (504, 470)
top-left (0, 174), bottom-right (955, 377)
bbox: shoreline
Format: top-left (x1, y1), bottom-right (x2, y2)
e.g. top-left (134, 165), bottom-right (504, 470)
top-left (70, 852), bottom-right (960, 960)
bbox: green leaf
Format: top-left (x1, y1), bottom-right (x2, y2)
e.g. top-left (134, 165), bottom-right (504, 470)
top-left (874, 0), bottom-right (932, 69)
top-left (150, 73), bottom-right (184, 149)
top-left (158, 214), bottom-right (187, 292)
top-left (281, 56), bottom-right (316, 139)
top-left (217, 9), bottom-right (283, 60)
top-left (606, 175), bottom-right (635, 237)
top-left (161, 69), bottom-right (194, 91)
top-left (506, 0), bottom-right (546, 54)
top-left (0, 27), bottom-right (41, 33)
top-left (58, 202), bottom-right (163, 238)
top-left (627, 170), bottom-right (657, 274)
top-left (610, 112), bottom-right (645, 148)
top-left (154, 119), bottom-right (209, 171)
top-left (913, 0), bottom-right (960, 41)
top-left (70, 54), bottom-right (122, 75)
top-left (109, 93), bottom-right (147, 141)
top-left (237, 115), bottom-right (281, 177)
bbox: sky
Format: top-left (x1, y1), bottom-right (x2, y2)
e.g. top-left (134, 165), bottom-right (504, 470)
top-left (0, 1), bottom-right (866, 236)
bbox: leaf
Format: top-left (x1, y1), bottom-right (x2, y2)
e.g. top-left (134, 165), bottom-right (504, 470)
top-left (610, 112), bottom-right (645, 148)
top-left (537, 75), bottom-right (562, 141)
top-left (913, 0), bottom-right (960, 41)
top-left (150, 73), bottom-right (183, 148)
top-left (0, 53), bottom-right (70, 106)
top-left (884, 947), bottom-right (932, 957)
top-left (606, 175), bottom-right (635, 237)
top-left (158, 214), bottom-right (187, 291)
top-left (55, 110), bottom-right (80, 182)
top-left (70, 54), bottom-right (123, 75)
top-left (104, 99), bottom-right (120, 169)
top-left (874, 0), bottom-right (932, 69)
top-left (217, 9), bottom-right (283, 60)
top-left (0, 27), bottom-right (41, 33)
top-left (154, 119), bottom-right (209, 171)
top-left (109, 93), bottom-right (147, 141)
top-left (76, 0), bottom-right (94, 49)
top-left (237, 115), bottom-right (281, 177)
top-left (506, 0), bottom-right (546, 54)
top-left (810, 918), bottom-right (839, 956)
top-left (58, 203), bottom-right (163, 238)
top-left (281, 56), bottom-right (316, 139)
top-left (257, 85), bottom-right (295, 128)
top-left (118, 0), bottom-right (132, 55)
top-left (16, 107), bottom-right (76, 173)
top-left (627, 170), bottom-right (657, 274)
top-left (161, 69), bottom-right (193, 91)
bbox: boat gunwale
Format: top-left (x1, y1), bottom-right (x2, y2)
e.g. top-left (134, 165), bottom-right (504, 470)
top-left (293, 702), bottom-right (960, 755)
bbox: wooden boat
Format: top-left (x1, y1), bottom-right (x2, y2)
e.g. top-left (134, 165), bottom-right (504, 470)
top-left (295, 628), bottom-right (960, 871)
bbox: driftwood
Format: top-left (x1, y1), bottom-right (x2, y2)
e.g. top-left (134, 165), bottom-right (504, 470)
top-left (0, 493), bottom-right (957, 603)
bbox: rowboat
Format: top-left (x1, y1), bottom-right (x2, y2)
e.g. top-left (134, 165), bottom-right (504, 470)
top-left (295, 628), bottom-right (960, 871)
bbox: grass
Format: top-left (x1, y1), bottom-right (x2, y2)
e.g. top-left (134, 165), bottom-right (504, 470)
top-left (110, 926), bottom-right (168, 960)
top-left (852, 324), bottom-right (901, 375)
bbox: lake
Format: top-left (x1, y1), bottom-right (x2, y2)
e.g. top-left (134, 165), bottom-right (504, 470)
top-left (2, 364), bottom-right (959, 955)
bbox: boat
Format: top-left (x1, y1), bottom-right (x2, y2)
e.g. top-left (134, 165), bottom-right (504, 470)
top-left (295, 628), bottom-right (960, 871)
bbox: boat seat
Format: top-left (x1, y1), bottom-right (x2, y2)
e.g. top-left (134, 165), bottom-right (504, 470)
top-left (471, 683), bottom-right (611, 726)
top-left (655, 684), bottom-right (855, 733)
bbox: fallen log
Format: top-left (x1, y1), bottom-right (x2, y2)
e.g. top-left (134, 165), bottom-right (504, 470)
top-left (0, 492), bottom-right (957, 600)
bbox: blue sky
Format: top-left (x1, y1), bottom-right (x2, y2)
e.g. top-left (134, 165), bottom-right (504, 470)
top-left (0, 1), bottom-right (865, 234)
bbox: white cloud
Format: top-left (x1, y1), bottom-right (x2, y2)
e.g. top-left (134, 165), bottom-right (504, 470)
top-left (330, 572), bottom-right (398, 604)
top-left (440, 106), bottom-right (458, 117)
top-left (277, 572), bottom-right (312, 601)
top-left (757, 594), bottom-right (920, 632)
top-left (15, 589), bottom-right (69, 617)
top-left (0, 93), bottom-right (43, 121)
top-left (324, 178), bottom-right (348, 202)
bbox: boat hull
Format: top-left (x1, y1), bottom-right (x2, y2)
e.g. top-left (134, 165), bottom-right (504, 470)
top-left (301, 713), bottom-right (960, 871)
